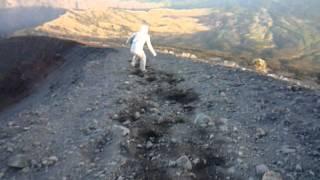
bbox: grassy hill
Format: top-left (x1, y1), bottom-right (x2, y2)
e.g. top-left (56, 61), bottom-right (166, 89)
top-left (28, 8), bottom-right (210, 38)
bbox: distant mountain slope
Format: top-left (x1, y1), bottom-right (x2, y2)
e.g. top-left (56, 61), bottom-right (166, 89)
top-left (26, 8), bottom-right (210, 38)
top-left (143, 0), bottom-right (320, 18)
top-left (17, 7), bottom-right (320, 83)
top-left (0, 0), bottom-right (164, 9)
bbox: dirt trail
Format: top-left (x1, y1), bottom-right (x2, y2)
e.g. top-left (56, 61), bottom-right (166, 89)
top-left (0, 44), bottom-right (319, 180)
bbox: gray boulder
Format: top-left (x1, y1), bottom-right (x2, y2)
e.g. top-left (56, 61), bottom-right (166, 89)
top-left (176, 155), bottom-right (192, 171)
top-left (7, 154), bottom-right (29, 169)
top-left (194, 113), bottom-right (214, 128)
top-left (262, 171), bottom-right (282, 180)
top-left (256, 164), bottom-right (269, 176)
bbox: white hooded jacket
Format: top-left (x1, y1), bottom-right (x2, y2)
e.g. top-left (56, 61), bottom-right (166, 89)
top-left (128, 25), bottom-right (156, 56)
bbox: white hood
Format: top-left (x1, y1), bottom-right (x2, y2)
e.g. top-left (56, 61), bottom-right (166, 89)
top-left (139, 25), bottom-right (149, 35)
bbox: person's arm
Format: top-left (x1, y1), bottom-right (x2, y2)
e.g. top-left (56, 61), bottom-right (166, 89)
top-left (146, 35), bottom-right (157, 56)
top-left (126, 33), bottom-right (136, 45)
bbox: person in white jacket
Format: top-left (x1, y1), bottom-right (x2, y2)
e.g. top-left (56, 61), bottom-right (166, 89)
top-left (127, 25), bottom-right (157, 72)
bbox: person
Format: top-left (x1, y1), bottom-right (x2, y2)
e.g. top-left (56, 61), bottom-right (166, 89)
top-left (127, 25), bottom-right (157, 72)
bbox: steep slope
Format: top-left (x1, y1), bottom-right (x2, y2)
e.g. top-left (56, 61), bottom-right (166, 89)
top-left (0, 37), bottom-right (319, 180)
top-left (0, 36), bottom-right (77, 110)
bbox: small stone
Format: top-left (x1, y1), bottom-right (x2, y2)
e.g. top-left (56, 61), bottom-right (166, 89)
top-left (168, 160), bottom-right (176, 167)
top-left (22, 167), bottom-right (30, 173)
top-left (8, 121), bottom-right (15, 127)
top-left (308, 170), bottom-right (315, 176)
top-left (194, 113), bottom-right (213, 128)
top-left (150, 108), bottom-right (160, 114)
top-left (233, 127), bottom-right (238, 132)
top-left (48, 156), bottom-right (58, 164)
top-left (0, 172), bottom-right (4, 178)
top-left (134, 112), bottom-right (141, 120)
top-left (238, 151), bottom-right (244, 156)
top-left (122, 120), bottom-right (131, 125)
top-left (219, 125), bottom-right (228, 132)
top-left (85, 107), bottom-right (93, 112)
top-left (117, 176), bottom-right (125, 180)
top-left (23, 127), bottom-right (31, 131)
top-left (256, 164), bottom-right (269, 176)
top-left (114, 125), bottom-right (130, 136)
top-left (280, 146), bottom-right (296, 154)
top-left (192, 158), bottom-right (201, 165)
top-left (262, 171), bottom-right (282, 180)
top-left (176, 155), bottom-right (192, 171)
top-left (6, 146), bottom-right (13, 152)
top-left (33, 141), bottom-right (41, 146)
top-left (112, 114), bottom-right (119, 120)
top-left (310, 150), bottom-right (320, 157)
top-left (41, 159), bottom-right (48, 165)
top-left (30, 159), bottom-right (41, 168)
top-left (42, 156), bottom-right (58, 166)
top-left (148, 101), bottom-right (158, 107)
top-left (275, 161), bottom-right (283, 166)
top-left (146, 141), bottom-right (153, 149)
top-left (7, 154), bottom-right (29, 169)
top-left (227, 166), bottom-right (236, 174)
top-left (295, 164), bottom-right (302, 171)
top-left (22, 146), bottom-right (31, 152)
top-left (171, 138), bottom-right (177, 143)
top-left (218, 117), bottom-right (229, 125)
top-left (256, 128), bottom-right (267, 139)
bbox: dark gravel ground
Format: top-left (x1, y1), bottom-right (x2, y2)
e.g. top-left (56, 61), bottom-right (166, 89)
top-left (0, 40), bottom-right (319, 180)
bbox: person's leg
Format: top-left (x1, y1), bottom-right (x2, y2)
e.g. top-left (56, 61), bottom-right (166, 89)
top-left (139, 52), bottom-right (147, 72)
top-left (131, 54), bottom-right (138, 67)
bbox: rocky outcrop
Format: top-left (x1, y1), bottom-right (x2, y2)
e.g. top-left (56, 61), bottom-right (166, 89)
top-left (253, 58), bottom-right (268, 73)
